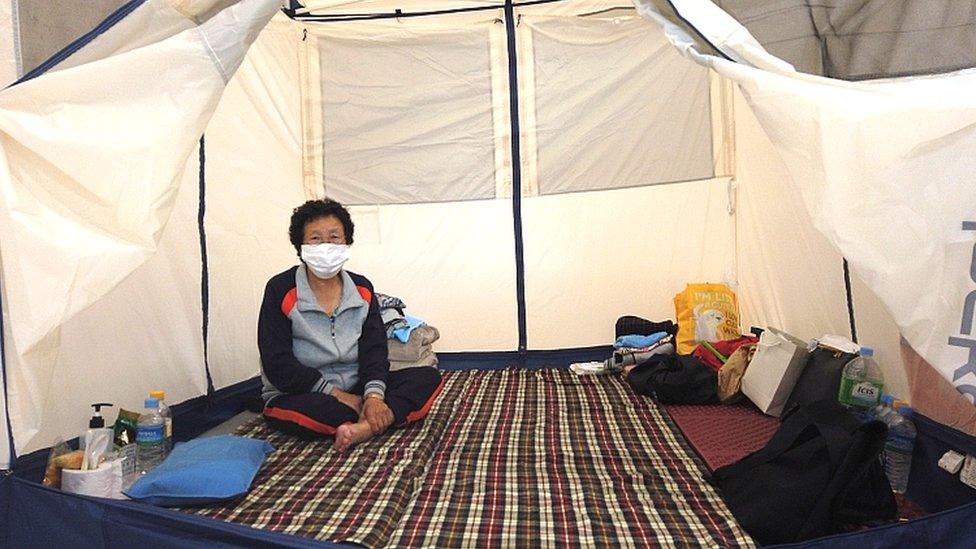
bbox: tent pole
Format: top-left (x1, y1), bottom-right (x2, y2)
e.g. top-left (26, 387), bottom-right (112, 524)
top-left (503, 0), bottom-right (527, 360)
top-left (843, 258), bottom-right (858, 344)
top-left (198, 136), bottom-right (214, 396)
top-left (289, 0), bottom-right (567, 23)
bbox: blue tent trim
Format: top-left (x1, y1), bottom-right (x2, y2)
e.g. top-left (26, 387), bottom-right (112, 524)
top-left (769, 499), bottom-right (976, 548)
top-left (439, 345), bottom-right (612, 371)
top-left (905, 413), bottom-right (976, 512)
top-left (1, 474), bottom-right (340, 548)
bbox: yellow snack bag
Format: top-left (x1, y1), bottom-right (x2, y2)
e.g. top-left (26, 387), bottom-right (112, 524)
top-left (674, 283), bottom-right (741, 354)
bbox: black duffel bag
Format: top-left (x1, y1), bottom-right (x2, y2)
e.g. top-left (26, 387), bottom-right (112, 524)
top-left (626, 354), bottom-right (718, 405)
top-left (708, 399), bottom-right (896, 545)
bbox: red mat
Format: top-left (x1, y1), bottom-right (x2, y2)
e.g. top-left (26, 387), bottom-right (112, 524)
top-left (662, 401), bottom-right (781, 471)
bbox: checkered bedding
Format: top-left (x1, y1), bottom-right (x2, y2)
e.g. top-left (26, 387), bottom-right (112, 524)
top-left (187, 369), bottom-right (755, 548)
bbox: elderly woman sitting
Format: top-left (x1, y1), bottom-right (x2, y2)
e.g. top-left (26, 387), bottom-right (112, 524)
top-left (258, 199), bottom-right (442, 451)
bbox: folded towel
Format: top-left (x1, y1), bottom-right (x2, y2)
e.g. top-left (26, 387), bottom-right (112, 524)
top-left (388, 326), bottom-right (440, 363)
top-left (389, 350), bottom-right (438, 372)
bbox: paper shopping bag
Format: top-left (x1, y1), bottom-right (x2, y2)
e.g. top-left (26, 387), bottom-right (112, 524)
top-left (741, 327), bottom-right (810, 417)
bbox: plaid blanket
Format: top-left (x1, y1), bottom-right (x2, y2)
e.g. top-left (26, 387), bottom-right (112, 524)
top-left (188, 369), bottom-right (754, 548)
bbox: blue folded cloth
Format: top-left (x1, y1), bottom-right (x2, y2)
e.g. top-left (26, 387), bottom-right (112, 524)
top-left (391, 315), bottom-right (426, 343)
top-left (614, 332), bottom-right (668, 349)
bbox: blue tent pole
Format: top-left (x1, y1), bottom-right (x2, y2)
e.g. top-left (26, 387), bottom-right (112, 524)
top-left (503, 0), bottom-right (528, 362)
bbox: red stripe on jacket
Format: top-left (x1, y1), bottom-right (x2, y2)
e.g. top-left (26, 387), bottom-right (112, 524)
top-left (280, 287), bottom-right (298, 317)
top-left (356, 285), bottom-right (372, 304)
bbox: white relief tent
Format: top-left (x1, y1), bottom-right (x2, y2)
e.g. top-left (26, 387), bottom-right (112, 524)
top-left (0, 0), bottom-right (974, 542)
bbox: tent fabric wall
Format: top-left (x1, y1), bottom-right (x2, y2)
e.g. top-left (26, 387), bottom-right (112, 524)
top-left (732, 86), bottom-right (908, 401)
top-left (9, 149), bottom-right (206, 457)
top-left (636, 0), bottom-right (976, 411)
top-left (523, 178), bottom-right (735, 350)
top-left (0, 0), bottom-right (20, 86)
top-left (0, 0), bottom-right (279, 460)
top-left (1, 267), bottom-right (13, 468)
top-left (291, 6), bottom-right (723, 351)
top-left (344, 200), bottom-right (520, 351)
top-left (307, 19), bottom-right (503, 205)
top-left (523, 15), bottom-right (713, 195)
top-left (205, 14), bottom-right (306, 390)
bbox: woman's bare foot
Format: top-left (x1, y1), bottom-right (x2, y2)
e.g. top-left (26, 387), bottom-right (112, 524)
top-left (334, 420), bottom-right (374, 452)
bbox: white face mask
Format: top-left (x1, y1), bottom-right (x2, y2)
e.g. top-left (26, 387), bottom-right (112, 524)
top-left (301, 243), bottom-right (350, 280)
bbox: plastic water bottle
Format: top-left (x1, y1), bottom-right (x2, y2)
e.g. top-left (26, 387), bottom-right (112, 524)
top-left (859, 393), bottom-right (894, 424)
top-left (838, 346), bottom-right (884, 409)
top-left (150, 390), bottom-right (173, 452)
top-left (885, 406), bottom-right (917, 494)
top-left (136, 398), bottom-right (166, 474)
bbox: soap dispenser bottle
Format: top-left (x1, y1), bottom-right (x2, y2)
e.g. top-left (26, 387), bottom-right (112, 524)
top-left (80, 402), bottom-right (114, 450)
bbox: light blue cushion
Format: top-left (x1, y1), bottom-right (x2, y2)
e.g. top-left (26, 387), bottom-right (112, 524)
top-left (124, 435), bottom-right (274, 506)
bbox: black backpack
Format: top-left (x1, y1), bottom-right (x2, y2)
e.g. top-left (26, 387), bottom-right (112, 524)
top-left (708, 399), bottom-right (896, 545)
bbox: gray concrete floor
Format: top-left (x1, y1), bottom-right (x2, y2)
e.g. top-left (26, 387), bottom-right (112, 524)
top-left (17, 0), bottom-right (128, 73)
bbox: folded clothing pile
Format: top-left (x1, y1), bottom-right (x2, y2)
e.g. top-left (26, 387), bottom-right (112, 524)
top-left (389, 325), bottom-right (440, 371)
top-left (377, 292), bottom-right (439, 371)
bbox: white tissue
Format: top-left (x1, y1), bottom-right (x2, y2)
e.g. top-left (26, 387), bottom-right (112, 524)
top-left (961, 455), bottom-right (976, 490)
top-left (61, 460), bottom-right (125, 499)
top-left (939, 450), bottom-right (965, 474)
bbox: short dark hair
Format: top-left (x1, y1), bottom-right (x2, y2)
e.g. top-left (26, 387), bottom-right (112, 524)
top-left (288, 198), bottom-right (355, 256)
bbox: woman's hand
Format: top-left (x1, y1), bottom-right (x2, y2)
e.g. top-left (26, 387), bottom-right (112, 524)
top-left (330, 388), bottom-right (363, 415)
top-left (361, 395), bottom-right (394, 435)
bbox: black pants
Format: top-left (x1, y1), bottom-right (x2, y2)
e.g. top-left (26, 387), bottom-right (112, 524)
top-left (264, 367), bottom-right (443, 438)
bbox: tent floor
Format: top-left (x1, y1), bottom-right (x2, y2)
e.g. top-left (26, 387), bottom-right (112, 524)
top-left (182, 368), bottom-right (755, 547)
